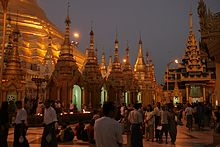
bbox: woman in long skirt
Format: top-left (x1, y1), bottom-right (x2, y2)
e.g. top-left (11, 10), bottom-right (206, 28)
top-left (144, 104), bottom-right (154, 142)
top-left (168, 104), bottom-right (177, 145)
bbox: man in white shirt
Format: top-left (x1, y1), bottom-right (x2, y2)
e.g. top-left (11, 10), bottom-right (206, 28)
top-left (13, 101), bottom-right (29, 147)
top-left (94, 101), bottom-right (123, 147)
top-left (41, 99), bottom-right (58, 147)
top-left (128, 103), bottom-right (143, 147)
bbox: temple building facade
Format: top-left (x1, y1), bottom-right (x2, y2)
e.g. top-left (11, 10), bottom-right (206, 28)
top-left (0, 0), bottom-right (85, 104)
top-left (164, 6), bottom-right (216, 105)
top-left (0, 0), bottom-right (159, 110)
top-left (198, 0), bottom-right (220, 107)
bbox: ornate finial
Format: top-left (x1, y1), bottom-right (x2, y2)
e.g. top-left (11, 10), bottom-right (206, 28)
top-left (150, 49), bottom-right (153, 63)
top-left (90, 21), bottom-right (94, 36)
top-left (126, 40), bottom-right (129, 52)
top-left (146, 49), bottom-right (149, 58)
top-left (67, 0), bottom-right (70, 16)
top-left (139, 32), bottom-right (142, 44)
top-left (64, 0), bottom-right (71, 45)
top-left (115, 25), bottom-right (119, 44)
top-left (189, 0), bottom-right (193, 32)
top-left (91, 20), bottom-right (94, 31)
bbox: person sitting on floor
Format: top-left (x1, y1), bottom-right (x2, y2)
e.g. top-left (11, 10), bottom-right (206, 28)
top-left (57, 123), bottom-right (74, 142)
top-left (75, 121), bottom-right (88, 141)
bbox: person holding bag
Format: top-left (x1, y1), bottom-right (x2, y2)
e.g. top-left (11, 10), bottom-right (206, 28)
top-left (13, 101), bottom-right (29, 147)
top-left (41, 99), bottom-right (58, 147)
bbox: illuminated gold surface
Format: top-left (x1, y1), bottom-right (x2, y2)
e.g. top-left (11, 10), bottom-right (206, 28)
top-left (0, 0), bottom-right (85, 71)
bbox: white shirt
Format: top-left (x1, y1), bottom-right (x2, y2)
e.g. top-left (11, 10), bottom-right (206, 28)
top-left (43, 106), bottom-right (58, 125)
top-left (94, 117), bottom-right (123, 147)
top-left (160, 110), bottom-right (168, 124)
top-left (128, 109), bottom-right (143, 124)
top-left (15, 108), bottom-right (28, 125)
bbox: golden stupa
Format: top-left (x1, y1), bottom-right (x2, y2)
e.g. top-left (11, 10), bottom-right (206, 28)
top-left (0, 0), bottom-right (85, 100)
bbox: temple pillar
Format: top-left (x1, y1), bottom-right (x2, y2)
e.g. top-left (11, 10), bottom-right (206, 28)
top-left (215, 63), bottom-right (220, 107)
top-left (82, 87), bottom-right (85, 106)
top-left (203, 85), bottom-right (206, 102)
top-left (69, 86), bottom-right (72, 106)
top-left (186, 84), bottom-right (189, 103)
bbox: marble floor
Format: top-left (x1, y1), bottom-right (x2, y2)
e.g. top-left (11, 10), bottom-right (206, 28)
top-left (7, 124), bottom-right (218, 147)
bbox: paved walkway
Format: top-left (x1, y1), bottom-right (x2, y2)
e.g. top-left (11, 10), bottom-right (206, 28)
top-left (7, 124), bottom-right (217, 147)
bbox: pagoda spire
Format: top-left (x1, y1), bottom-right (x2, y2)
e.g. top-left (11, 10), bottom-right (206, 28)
top-left (112, 31), bottom-right (121, 71)
top-left (4, 12), bottom-right (13, 63)
top-left (107, 55), bottom-right (113, 76)
top-left (189, 3), bottom-right (193, 32)
top-left (3, 17), bottom-right (23, 80)
top-left (134, 35), bottom-right (145, 72)
top-left (100, 49), bottom-right (106, 67)
top-left (146, 49), bottom-right (149, 65)
top-left (182, 5), bottom-right (203, 72)
top-left (149, 49), bottom-right (153, 64)
top-left (43, 35), bottom-right (55, 78)
top-left (64, 1), bottom-right (71, 46)
top-left (88, 25), bottom-right (95, 62)
top-left (100, 49), bottom-right (107, 78)
top-left (123, 41), bottom-right (131, 71)
top-left (59, 1), bottom-right (73, 57)
top-left (113, 31), bottom-right (120, 64)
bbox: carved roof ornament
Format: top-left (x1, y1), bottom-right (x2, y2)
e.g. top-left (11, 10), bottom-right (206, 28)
top-left (182, 7), bottom-right (204, 73)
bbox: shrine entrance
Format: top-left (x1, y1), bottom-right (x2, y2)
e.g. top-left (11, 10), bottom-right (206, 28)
top-left (101, 86), bottom-right (108, 105)
top-left (72, 85), bottom-right (82, 111)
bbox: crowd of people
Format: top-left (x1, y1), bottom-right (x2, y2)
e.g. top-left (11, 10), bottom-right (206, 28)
top-left (0, 99), bottom-right (220, 147)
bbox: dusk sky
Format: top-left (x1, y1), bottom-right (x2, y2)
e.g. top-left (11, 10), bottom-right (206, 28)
top-left (37, 0), bottom-right (220, 83)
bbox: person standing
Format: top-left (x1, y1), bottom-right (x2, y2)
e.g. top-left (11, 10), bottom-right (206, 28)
top-left (168, 104), bottom-right (177, 145)
top-left (94, 101), bottom-right (123, 147)
top-left (154, 102), bottom-right (161, 142)
top-left (128, 103), bottom-right (143, 147)
top-left (185, 103), bottom-right (193, 132)
top-left (0, 101), bottom-right (9, 147)
top-left (13, 101), bottom-right (29, 147)
top-left (41, 99), bottom-right (58, 147)
top-left (160, 105), bottom-right (169, 144)
top-left (144, 104), bottom-right (154, 142)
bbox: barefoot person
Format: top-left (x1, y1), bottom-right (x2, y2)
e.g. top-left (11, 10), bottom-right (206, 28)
top-left (41, 99), bottom-right (58, 147)
top-left (13, 101), bottom-right (29, 147)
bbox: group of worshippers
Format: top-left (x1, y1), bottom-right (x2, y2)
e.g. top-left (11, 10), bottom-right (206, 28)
top-left (119, 102), bottom-right (177, 146)
top-left (0, 99), bottom-right (60, 147)
top-left (94, 101), bottom-right (178, 147)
